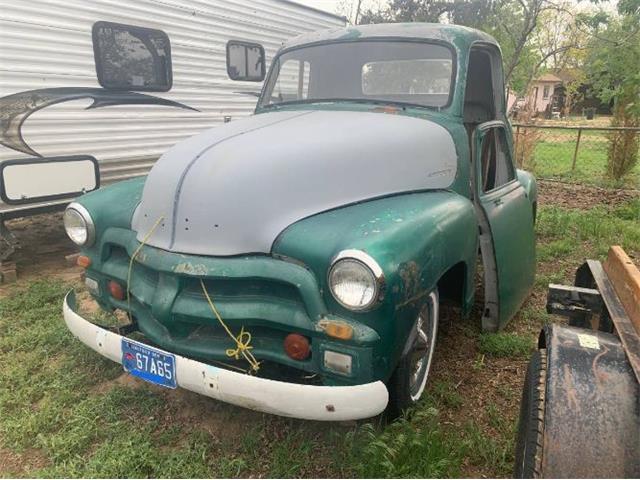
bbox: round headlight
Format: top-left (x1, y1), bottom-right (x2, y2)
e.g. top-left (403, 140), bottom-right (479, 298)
top-left (63, 203), bottom-right (95, 246)
top-left (328, 250), bottom-right (384, 311)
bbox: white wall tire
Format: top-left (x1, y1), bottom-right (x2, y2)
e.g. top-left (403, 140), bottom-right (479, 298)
top-left (387, 290), bottom-right (439, 418)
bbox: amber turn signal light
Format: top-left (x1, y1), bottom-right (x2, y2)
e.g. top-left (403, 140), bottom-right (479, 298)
top-left (283, 333), bottom-right (311, 360)
top-left (77, 255), bottom-right (91, 268)
top-left (108, 280), bottom-right (125, 301)
top-left (324, 321), bottom-right (354, 340)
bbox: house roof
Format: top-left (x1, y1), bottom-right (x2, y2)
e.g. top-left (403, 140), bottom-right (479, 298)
top-left (536, 73), bottom-right (563, 83)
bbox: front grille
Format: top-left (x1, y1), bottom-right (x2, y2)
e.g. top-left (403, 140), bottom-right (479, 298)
top-left (100, 243), bottom-right (320, 369)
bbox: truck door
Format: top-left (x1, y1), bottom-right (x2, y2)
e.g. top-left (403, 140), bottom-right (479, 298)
top-left (473, 121), bottom-right (536, 331)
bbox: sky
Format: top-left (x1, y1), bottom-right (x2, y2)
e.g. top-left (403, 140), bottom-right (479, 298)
top-left (293, 0), bottom-right (617, 21)
top-left (293, 0), bottom-right (343, 15)
top-left (293, 0), bottom-right (384, 21)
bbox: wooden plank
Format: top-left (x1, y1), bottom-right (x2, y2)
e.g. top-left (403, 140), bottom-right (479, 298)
top-left (588, 259), bottom-right (640, 384)
top-left (603, 246), bottom-right (640, 335)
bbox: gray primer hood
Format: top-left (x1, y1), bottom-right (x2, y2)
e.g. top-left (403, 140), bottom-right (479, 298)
top-left (132, 110), bottom-right (457, 256)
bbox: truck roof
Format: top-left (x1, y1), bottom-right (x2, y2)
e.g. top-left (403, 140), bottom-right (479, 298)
top-left (282, 22), bottom-right (498, 50)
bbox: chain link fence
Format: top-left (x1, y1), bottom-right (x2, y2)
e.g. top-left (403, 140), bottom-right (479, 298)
top-left (512, 124), bottom-right (640, 189)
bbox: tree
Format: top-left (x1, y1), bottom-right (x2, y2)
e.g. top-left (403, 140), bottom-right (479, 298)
top-left (357, 0), bottom-right (564, 92)
top-left (583, 3), bottom-right (640, 180)
top-left (359, 0), bottom-right (497, 26)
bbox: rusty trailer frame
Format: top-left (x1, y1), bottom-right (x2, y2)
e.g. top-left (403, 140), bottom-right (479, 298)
top-left (517, 246), bottom-right (640, 478)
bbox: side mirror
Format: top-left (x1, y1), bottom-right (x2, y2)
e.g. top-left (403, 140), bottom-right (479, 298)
top-left (226, 40), bottom-right (265, 82)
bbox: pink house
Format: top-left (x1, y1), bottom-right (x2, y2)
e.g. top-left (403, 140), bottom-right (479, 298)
top-left (527, 73), bottom-right (563, 113)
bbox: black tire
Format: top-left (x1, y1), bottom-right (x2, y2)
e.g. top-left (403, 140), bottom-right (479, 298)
top-left (386, 291), bottom-right (438, 419)
top-left (515, 348), bottom-right (547, 478)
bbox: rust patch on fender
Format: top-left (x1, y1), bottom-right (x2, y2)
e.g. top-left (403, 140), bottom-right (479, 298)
top-left (396, 261), bottom-right (429, 309)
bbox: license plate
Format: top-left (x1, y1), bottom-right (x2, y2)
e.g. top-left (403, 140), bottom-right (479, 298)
top-left (121, 339), bottom-right (176, 388)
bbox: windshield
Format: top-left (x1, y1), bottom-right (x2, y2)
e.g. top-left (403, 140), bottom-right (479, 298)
top-left (259, 41), bottom-right (454, 109)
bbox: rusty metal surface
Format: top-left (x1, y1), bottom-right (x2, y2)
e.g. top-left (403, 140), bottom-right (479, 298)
top-left (541, 324), bottom-right (640, 478)
top-left (546, 283), bottom-right (603, 329)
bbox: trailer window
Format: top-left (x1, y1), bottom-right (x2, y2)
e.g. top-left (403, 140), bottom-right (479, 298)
top-left (92, 21), bottom-right (172, 91)
top-left (227, 41), bottom-right (266, 82)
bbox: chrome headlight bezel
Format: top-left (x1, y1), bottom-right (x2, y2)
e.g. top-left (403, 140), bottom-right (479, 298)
top-left (63, 202), bottom-right (95, 247)
top-left (327, 249), bottom-right (385, 312)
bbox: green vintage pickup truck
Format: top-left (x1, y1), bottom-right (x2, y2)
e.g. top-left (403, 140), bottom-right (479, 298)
top-left (62, 23), bottom-right (536, 421)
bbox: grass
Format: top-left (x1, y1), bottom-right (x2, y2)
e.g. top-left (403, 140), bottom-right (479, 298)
top-left (348, 410), bottom-right (466, 478)
top-left (536, 199), bottom-right (640, 258)
top-left (478, 333), bottom-right (533, 358)
top-left (1, 194), bottom-right (639, 478)
top-left (528, 131), bottom-right (639, 188)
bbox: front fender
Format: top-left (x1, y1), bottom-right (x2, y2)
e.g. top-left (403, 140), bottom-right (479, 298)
top-left (272, 191), bottom-right (478, 379)
top-left (517, 169), bottom-right (537, 217)
top-left (71, 176), bottom-right (147, 247)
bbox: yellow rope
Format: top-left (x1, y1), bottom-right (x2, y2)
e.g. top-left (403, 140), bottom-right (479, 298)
top-left (124, 215), bottom-right (260, 374)
top-left (127, 216), bottom-right (165, 321)
top-left (200, 279), bottom-right (261, 374)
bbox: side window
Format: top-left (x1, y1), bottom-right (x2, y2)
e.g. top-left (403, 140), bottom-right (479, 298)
top-left (92, 21), bottom-right (172, 91)
top-left (480, 128), bottom-right (515, 192)
top-left (463, 46), bottom-right (506, 136)
top-left (271, 60), bottom-right (310, 103)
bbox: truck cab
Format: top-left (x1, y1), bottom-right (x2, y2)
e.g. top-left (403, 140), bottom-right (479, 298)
top-left (62, 23), bottom-right (536, 420)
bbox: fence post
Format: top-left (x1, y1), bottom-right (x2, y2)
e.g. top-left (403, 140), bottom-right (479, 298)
top-left (571, 128), bottom-right (583, 172)
top-left (515, 125), bottom-right (521, 166)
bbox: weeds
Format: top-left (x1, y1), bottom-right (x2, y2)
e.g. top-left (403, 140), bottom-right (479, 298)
top-left (431, 381), bottom-right (464, 409)
top-left (537, 202), bottom-right (640, 257)
top-left (478, 333), bottom-right (533, 358)
top-left (349, 409), bottom-right (465, 478)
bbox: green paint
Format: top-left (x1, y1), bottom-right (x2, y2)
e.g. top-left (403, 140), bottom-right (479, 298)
top-left (473, 124), bottom-right (536, 330)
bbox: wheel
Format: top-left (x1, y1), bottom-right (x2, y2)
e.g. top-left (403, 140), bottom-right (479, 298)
top-left (514, 349), bottom-right (547, 478)
top-left (386, 291), bottom-right (438, 419)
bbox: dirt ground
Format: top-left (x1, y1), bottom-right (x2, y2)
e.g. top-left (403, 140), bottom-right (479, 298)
top-left (1, 212), bottom-right (80, 292)
top-left (537, 178), bottom-right (639, 209)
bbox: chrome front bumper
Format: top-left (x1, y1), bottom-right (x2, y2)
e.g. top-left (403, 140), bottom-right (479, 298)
top-left (63, 291), bottom-right (388, 421)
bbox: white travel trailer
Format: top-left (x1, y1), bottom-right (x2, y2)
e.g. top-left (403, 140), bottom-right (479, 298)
top-left (0, 0), bottom-right (345, 261)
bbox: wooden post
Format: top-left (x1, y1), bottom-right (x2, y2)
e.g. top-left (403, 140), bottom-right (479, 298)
top-left (571, 127), bottom-right (582, 171)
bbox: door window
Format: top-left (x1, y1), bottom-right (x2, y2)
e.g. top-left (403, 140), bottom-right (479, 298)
top-left (480, 128), bottom-right (515, 192)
